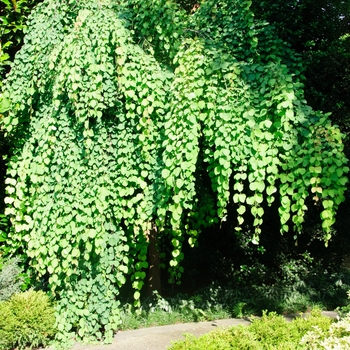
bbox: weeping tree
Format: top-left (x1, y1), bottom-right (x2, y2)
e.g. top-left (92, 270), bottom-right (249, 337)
top-left (0, 0), bottom-right (348, 344)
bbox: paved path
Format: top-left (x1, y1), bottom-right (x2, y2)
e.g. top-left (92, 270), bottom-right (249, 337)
top-left (70, 318), bottom-right (251, 350)
top-left (54, 311), bottom-right (338, 350)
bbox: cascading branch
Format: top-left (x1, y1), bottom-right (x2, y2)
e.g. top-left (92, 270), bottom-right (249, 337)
top-left (0, 0), bottom-right (348, 344)
top-left (0, 0), bottom-right (173, 344)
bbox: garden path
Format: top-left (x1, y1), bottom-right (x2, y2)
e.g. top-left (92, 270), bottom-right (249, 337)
top-left (50, 311), bottom-right (338, 350)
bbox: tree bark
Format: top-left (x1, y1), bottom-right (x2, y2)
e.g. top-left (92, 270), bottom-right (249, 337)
top-left (146, 225), bottom-right (162, 296)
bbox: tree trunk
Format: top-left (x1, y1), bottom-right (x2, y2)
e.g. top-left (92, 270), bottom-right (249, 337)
top-left (146, 225), bottom-right (162, 296)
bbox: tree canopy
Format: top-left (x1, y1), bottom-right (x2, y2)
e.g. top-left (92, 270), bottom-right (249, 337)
top-left (251, 0), bottom-right (350, 140)
top-left (0, 0), bottom-right (348, 344)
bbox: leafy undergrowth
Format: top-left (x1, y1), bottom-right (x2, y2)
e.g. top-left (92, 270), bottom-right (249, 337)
top-left (119, 291), bottom-right (232, 330)
top-left (169, 310), bottom-right (334, 350)
top-left (117, 267), bottom-right (350, 332)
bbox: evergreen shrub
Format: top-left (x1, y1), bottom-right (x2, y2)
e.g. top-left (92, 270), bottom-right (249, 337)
top-left (0, 290), bottom-right (56, 350)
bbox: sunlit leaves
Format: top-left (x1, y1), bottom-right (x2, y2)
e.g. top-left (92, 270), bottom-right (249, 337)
top-left (0, 0), bottom-right (348, 344)
top-left (0, 0), bottom-right (174, 343)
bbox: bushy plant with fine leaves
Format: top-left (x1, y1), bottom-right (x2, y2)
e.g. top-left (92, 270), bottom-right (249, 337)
top-left (0, 290), bottom-right (56, 350)
top-left (301, 315), bottom-right (350, 349)
top-left (0, 0), bottom-right (348, 344)
top-left (169, 310), bottom-right (333, 350)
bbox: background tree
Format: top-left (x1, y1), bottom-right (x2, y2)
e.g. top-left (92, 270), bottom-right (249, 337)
top-left (250, 0), bottom-right (350, 274)
top-left (0, 0), bottom-right (42, 80)
top-left (0, 0), bottom-right (348, 344)
top-left (251, 0), bottom-right (350, 142)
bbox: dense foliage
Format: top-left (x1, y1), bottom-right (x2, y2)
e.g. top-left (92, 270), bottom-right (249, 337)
top-left (251, 0), bottom-right (350, 140)
top-left (169, 310), bottom-right (333, 350)
top-left (169, 309), bottom-right (350, 349)
top-left (0, 290), bottom-right (56, 350)
top-left (301, 314), bottom-right (350, 349)
top-left (0, 0), bottom-right (348, 343)
top-left (0, 0), bottom-right (42, 79)
top-left (248, 0), bottom-right (350, 278)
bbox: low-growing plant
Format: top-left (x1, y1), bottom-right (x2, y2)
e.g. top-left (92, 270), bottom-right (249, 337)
top-left (213, 262), bottom-right (350, 315)
top-left (0, 257), bottom-right (23, 301)
top-left (117, 269), bottom-right (350, 334)
top-left (119, 291), bottom-right (231, 331)
top-left (0, 290), bottom-right (56, 350)
top-left (336, 290), bottom-right (350, 318)
top-left (169, 310), bottom-right (333, 350)
top-left (301, 314), bottom-right (350, 349)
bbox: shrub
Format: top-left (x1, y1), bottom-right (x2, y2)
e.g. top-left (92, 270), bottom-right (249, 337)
top-left (0, 290), bottom-right (56, 350)
top-left (169, 310), bottom-right (333, 350)
top-left (301, 290), bottom-right (350, 349)
top-left (301, 315), bottom-right (350, 349)
top-left (0, 257), bottom-right (23, 301)
top-left (0, 301), bottom-right (16, 350)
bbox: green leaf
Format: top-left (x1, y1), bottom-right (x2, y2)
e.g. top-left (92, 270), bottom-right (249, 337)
top-left (176, 178), bottom-right (184, 189)
top-left (237, 205), bottom-right (246, 215)
top-left (198, 100), bottom-right (206, 109)
top-left (162, 168), bottom-right (170, 179)
top-left (234, 182), bottom-right (244, 192)
top-left (246, 197), bottom-right (255, 205)
top-left (256, 182), bottom-right (265, 192)
top-left (0, 98), bottom-right (11, 113)
top-left (338, 177), bottom-right (348, 186)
